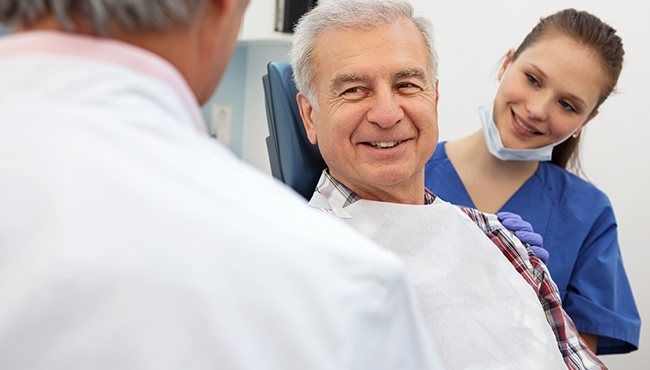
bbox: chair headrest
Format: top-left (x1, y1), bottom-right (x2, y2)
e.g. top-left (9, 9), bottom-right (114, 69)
top-left (263, 62), bottom-right (327, 200)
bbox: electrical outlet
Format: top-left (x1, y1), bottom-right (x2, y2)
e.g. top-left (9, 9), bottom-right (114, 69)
top-left (211, 103), bottom-right (232, 146)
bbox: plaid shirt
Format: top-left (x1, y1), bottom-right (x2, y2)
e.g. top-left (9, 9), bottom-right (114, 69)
top-left (314, 170), bottom-right (606, 370)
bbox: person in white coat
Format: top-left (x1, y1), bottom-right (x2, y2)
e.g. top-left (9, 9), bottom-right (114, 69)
top-left (0, 1), bottom-right (442, 369)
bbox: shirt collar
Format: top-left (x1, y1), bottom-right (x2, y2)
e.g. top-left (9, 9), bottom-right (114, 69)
top-left (315, 169), bottom-right (436, 208)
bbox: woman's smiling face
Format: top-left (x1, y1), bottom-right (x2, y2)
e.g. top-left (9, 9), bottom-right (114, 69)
top-left (493, 33), bottom-right (607, 150)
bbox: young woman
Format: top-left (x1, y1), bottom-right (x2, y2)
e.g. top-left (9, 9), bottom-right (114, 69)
top-left (425, 9), bottom-right (640, 355)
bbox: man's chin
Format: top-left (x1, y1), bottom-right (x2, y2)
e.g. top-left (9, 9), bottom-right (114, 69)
top-left (348, 170), bottom-right (421, 196)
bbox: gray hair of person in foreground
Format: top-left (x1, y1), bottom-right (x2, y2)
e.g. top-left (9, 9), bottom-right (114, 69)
top-left (289, 0), bottom-right (438, 107)
top-left (0, 0), bottom-right (203, 36)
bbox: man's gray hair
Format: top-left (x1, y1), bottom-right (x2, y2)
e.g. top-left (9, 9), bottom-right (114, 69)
top-left (289, 0), bottom-right (438, 106)
top-left (0, 0), bottom-right (203, 36)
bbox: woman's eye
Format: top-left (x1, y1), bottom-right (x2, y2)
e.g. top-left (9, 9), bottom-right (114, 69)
top-left (559, 100), bottom-right (577, 112)
top-left (526, 74), bottom-right (540, 87)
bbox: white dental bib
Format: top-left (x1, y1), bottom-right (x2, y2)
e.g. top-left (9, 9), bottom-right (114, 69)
top-left (310, 194), bottom-right (566, 369)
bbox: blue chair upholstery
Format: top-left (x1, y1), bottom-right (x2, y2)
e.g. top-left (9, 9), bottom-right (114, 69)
top-left (263, 62), bottom-right (327, 200)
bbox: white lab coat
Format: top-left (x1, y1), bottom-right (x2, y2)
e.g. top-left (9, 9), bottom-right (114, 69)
top-left (0, 32), bottom-right (442, 370)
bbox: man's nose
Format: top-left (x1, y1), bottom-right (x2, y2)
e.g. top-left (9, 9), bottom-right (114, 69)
top-left (366, 88), bottom-right (404, 128)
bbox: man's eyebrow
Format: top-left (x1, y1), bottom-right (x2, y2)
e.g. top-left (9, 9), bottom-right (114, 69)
top-left (394, 67), bottom-right (427, 80)
top-left (328, 68), bottom-right (428, 92)
top-left (329, 73), bottom-right (367, 92)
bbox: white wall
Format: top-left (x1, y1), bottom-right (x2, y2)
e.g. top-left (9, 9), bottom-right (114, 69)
top-left (237, 1), bottom-right (648, 368)
top-left (407, 1), bottom-right (648, 369)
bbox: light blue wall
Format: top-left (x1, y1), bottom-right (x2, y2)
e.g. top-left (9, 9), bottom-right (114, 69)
top-left (0, 26), bottom-right (12, 36)
top-left (201, 45), bottom-right (248, 158)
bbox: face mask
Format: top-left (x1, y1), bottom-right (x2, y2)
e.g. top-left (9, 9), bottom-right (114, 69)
top-left (479, 102), bottom-right (555, 161)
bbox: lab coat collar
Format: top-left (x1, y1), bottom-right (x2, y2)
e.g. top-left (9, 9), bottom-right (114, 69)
top-left (0, 30), bottom-right (206, 134)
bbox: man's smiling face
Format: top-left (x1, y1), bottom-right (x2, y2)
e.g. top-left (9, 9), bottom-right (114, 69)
top-left (298, 18), bottom-right (439, 202)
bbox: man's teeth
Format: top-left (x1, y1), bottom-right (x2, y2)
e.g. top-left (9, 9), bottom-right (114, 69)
top-left (369, 141), bottom-right (400, 148)
top-left (514, 115), bottom-right (538, 134)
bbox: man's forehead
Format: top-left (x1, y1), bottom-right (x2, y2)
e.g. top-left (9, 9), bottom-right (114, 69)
top-left (311, 22), bottom-right (432, 84)
top-left (312, 20), bottom-right (425, 59)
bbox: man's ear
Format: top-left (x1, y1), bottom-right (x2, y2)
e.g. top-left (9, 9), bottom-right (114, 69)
top-left (297, 92), bottom-right (318, 145)
top-left (210, 0), bottom-right (238, 14)
top-left (497, 49), bottom-right (515, 81)
top-left (434, 79), bottom-right (440, 108)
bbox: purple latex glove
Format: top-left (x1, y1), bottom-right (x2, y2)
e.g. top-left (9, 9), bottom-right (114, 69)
top-left (497, 211), bottom-right (549, 264)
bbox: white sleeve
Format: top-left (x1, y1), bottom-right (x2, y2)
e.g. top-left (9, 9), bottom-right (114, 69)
top-left (0, 258), bottom-right (444, 370)
top-left (349, 271), bottom-right (445, 370)
top-left (0, 270), bottom-right (235, 370)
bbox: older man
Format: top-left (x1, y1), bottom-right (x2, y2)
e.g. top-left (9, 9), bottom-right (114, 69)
top-left (292, 1), bottom-right (605, 369)
top-left (0, 1), bottom-right (442, 369)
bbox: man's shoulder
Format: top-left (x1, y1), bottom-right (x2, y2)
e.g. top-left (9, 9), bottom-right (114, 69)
top-left (173, 154), bottom-right (409, 289)
top-left (454, 205), bottom-right (494, 231)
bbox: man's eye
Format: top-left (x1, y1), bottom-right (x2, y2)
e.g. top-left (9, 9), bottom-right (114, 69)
top-left (559, 100), bottom-right (577, 113)
top-left (526, 74), bottom-right (540, 87)
top-left (343, 87), bottom-right (361, 94)
top-left (340, 86), bottom-right (367, 100)
top-left (397, 82), bottom-right (421, 94)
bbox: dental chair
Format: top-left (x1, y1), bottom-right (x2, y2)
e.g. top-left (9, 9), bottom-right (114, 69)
top-left (262, 62), bottom-right (326, 200)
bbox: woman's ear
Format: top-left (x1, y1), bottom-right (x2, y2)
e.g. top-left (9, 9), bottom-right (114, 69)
top-left (582, 109), bottom-right (599, 128)
top-left (497, 49), bottom-right (516, 81)
top-left (574, 109), bottom-right (599, 137)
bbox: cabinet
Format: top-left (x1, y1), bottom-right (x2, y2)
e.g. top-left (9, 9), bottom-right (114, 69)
top-left (239, 0), bottom-right (293, 42)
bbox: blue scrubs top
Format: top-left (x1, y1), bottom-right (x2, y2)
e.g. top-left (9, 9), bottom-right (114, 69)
top-left (425, 142), bottom-right (640, 355)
